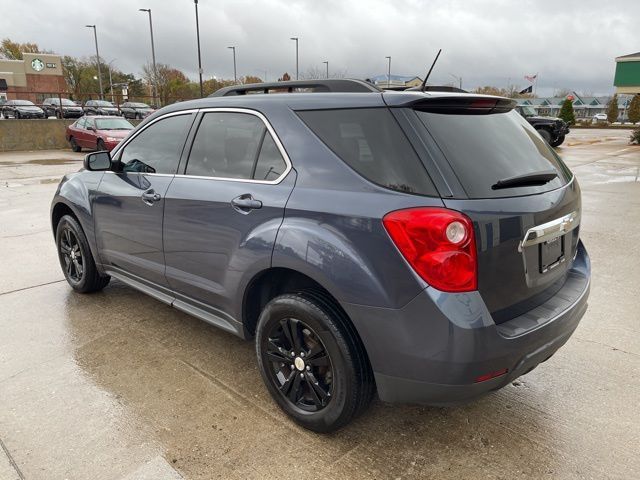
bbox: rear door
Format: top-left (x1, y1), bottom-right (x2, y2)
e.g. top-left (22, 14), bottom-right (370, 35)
top-left (93, 111), bottom-right (195, 291)
top-left (163, 109), bottom-right (295, 324)
top-left (407, 103), bottom-right (580, 323)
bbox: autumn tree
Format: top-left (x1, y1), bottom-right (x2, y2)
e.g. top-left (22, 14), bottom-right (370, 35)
top-left (558, 98), bottom-right (576, 125)
top-left (0, 38), bottom-right (48, 60)
top-left (627, 94), bottom-right (640, 124)
top-left (607, 94), bottom-right (619, 123)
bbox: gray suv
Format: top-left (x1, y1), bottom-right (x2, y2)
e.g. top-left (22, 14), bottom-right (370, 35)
top-left (51, 80), bottom-right (590, 432)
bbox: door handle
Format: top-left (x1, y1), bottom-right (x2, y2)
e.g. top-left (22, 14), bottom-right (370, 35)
top-left (231, 194), bottom-right (262, 213)
top-left (141, 189), bottom-right (161, 206)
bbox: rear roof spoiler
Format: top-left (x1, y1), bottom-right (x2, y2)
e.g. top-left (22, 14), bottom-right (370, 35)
top-left (210, 79), bottom-right (381, 96)
top-left (409, 96), bottom-right (517, 114)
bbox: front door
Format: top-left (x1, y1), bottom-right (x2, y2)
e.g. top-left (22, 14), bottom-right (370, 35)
top-left (93, 112), bottom-right (195, 290)
top-left (163, 110), bottom-right (295, 323)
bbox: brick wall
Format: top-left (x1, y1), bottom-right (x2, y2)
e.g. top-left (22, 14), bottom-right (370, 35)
top-left (8, 75), bottom-right (68, 103)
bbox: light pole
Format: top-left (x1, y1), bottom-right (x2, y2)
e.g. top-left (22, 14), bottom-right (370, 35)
top-left (228, 46), bottom-right (237, 83)
top-left (106, 59), bottom-right (117, 102)
top-left (86, 25), bottom-right (104, 99)
top-left (290, 37), bottom-right (299, 80)
top-left (323, 61), bottom-right (329, 79)
top-left (385, 56), bottom-right (391, 88)
top-left (449, 73), bottom-right (462, 90)
top-left (194, 0), bottom-right (203, 97)
top-left (139, 8), bottom-right (158, 106)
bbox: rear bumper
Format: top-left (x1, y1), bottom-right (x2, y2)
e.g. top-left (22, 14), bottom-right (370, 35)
top-left (343, 241), bottom-right (590, 405)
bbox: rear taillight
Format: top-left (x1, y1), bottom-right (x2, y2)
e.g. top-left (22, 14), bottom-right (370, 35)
top-left (382, 207), bottom-right (477, 292)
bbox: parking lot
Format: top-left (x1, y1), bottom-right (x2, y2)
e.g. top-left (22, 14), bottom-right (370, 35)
top-left (0, 129), bottom-right (639, 479)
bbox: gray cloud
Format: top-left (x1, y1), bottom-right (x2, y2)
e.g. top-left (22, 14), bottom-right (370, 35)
top-left (1, 0), bottom-right (637, 95)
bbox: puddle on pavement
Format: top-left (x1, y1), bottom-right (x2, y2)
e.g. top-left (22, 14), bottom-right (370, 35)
top-left (0, 159), bottom-right (77, 166)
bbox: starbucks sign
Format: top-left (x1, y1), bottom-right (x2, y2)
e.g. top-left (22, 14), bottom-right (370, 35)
top-left (31, 58), bottom-right (45, 72)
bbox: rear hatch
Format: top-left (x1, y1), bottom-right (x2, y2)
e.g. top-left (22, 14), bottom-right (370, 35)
top-left (406, 96), bottom-right (580, 323)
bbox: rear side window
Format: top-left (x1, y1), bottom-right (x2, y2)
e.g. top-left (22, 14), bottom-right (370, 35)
top-left (185, 112), bottom-right (287, 181)
top-left (298, 108), bottom-right (437, 196)
top-left (415, 110), bottom-right (572, 198)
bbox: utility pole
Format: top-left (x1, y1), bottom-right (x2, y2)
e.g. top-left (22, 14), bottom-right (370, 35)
top-left (139, 8), bottom-right (158, 106)
top-left (194, 0), bottom-right (203, 97)
top-left (228, 46), bottom-right (237, 83)
top-left (86, 25), bottom-right (104, 99)
top-left (290, 37), bottom-right (299, 80)
top-left (323, 61), bottom-right (329, 79)
top-left (385, 56), bottom-right (391, 88)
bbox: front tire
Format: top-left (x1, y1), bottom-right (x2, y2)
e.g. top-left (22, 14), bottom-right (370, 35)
top-left (70, 137), bottom-right (81, 152)
top-left (256, 292), bottom-right (374, 433)
top-left (550, 134), bottom-right (565, 147)
top-left (537, 128), bottom-right (552, 143)
top-left (56, 215), bottom-right (110, 293)
top-left (96, 139), bottom-right (106, 151)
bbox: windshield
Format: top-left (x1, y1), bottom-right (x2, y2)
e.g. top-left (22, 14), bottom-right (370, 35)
top-left (50, 98), bottom-right (76, 105)
top-left (94, 100), bottom-right (114, 107)
top-left (14, 100), bottom-right (35, 106)
top-left (129, 103), bottom-right (150, 108)
top-left (95, 118), bottom-right (134, 130)
top-left (519, 105), bottom-right (537, 116)
top-left (415, 109), bottom-right (572, 199)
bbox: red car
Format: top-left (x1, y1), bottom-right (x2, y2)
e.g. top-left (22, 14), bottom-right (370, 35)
top-left (66, 116), bottom-right (134, 152)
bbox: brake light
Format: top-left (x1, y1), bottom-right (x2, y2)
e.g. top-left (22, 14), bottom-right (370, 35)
top-left (382, 207), bottom-right (477, 292)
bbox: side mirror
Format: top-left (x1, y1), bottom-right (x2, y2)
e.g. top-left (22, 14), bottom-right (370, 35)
top-left (87, 126), bottom-right (95, 131)
top-left (84, 151), bottom-right (112, 171)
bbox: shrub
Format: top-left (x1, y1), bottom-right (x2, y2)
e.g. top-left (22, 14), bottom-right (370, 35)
top-left (558, 98), bottom-right (576, 125)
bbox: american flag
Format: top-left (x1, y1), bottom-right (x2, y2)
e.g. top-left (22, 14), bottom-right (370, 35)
top-left (524, 74), bottom-right (537, 83)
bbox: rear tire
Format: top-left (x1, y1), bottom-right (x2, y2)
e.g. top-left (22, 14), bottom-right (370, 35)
top-left (256, 292), bottom-right (374, 433)
top-left (538, 128), bottom-right (552, 143)
top-left (550, 134), bottom-right (565, 147)
top-left (70, 137), bottom-right (81, 152)
top-left (56, 214), bottom-right (110, 293)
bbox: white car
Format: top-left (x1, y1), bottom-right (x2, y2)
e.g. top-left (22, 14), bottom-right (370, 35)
top-left (593, 113), bottom-right (608, 122)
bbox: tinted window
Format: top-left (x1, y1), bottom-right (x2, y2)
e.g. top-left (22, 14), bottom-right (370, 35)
top-left (186, 112), bottom-right (268, 180)
top-left (298, 108), bottom-right (437, 196)
top-left (253, 133), bottom-right (287, 181)
top-left (415, 110), bottom-right (572, 199)
top-left (119, 114), bottom-right (192, 174)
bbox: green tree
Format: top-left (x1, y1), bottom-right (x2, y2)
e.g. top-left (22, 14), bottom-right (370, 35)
top-left (628, 94), bottom-right (640, 124)
top-left (558, 98), bottom-right (576, 125)
top-left (607, 94), bottom-right (619, 123)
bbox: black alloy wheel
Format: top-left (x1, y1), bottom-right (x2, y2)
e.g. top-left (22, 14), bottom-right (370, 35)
top-left (256, 292), bottom-right (374, 432)
top-left (59, 226), bottom-right (84, 283)
top-left (55, 215), bottom-right (110, 293)
top-left (263, 316), bottom-right (334, 412)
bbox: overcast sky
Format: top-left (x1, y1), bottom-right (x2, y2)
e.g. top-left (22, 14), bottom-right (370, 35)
top-left (1, 0), bottom-right (637, 96)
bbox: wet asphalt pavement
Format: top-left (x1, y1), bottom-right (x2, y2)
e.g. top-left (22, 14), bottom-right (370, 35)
top-left (1, 130), bottom-right (639, 480)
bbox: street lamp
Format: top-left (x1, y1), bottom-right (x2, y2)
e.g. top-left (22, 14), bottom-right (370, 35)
top-left (449, 73), bottom-right (462, 90)
top-left (106, 59), bottom-right (117, 102)
top-left (86, 25), bottom-right (104, 99)
top-left (323, 61), bottom-right (329, 79)
top-left (228, 46), bottom-right (237, 83)
top-left (385, 56), bottom-right (391, 88)
top-left (194, 0), bottom-right (203, 97)
top-left (139, 8), bottom-right (158, 106)
top-left (290, 37), bottom-right (299, 80)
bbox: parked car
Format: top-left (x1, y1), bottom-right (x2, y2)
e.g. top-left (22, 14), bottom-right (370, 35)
top-left (120, 102), bottom-right (153, 119)
top-left (84, 100), bottom-right (120, 116)
top-left (516, 105), bottom-right (570, 147)
top-left (1, 99), bottom-right (45, 119)
top-left (593, 113), bottom-right (608, 123)
top-left (51, 79), bottom-right (590, 432)
top-left (66, 116), bottom-right (134, 152)
top-left (42, 98), bottom-right (84, 119)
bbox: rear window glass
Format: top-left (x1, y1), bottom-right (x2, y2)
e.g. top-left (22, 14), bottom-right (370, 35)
top-left (415, 110), bottom-right (572, 198)
top-left (298, 108), bottom-right (437, 196)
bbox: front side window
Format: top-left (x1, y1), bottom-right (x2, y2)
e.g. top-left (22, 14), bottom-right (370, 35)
top-left (185, 112), bottom-right (287, 181)
top-left (119, 114), bottom-right (192, 174)
top-left (76, 117), bottom-right (86, 129)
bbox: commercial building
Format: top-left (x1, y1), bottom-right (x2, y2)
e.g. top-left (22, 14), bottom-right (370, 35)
top-left (0, 53), bottom-right (66, 103)
top-left (614, 52), bottom-right (640, 95)
top-left (516, 93), bottom-right (634, 122)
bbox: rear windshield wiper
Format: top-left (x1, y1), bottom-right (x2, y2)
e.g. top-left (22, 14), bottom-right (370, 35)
top-left (492, 170), bottom-right (558, 190)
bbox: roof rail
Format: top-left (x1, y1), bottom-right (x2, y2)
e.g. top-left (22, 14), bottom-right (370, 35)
top-left (209, 79), bottom-right (381, 97)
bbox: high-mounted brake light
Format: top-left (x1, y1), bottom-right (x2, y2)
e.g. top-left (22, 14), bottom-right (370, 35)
top-left (383, 207), bottom-right (477, 292)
